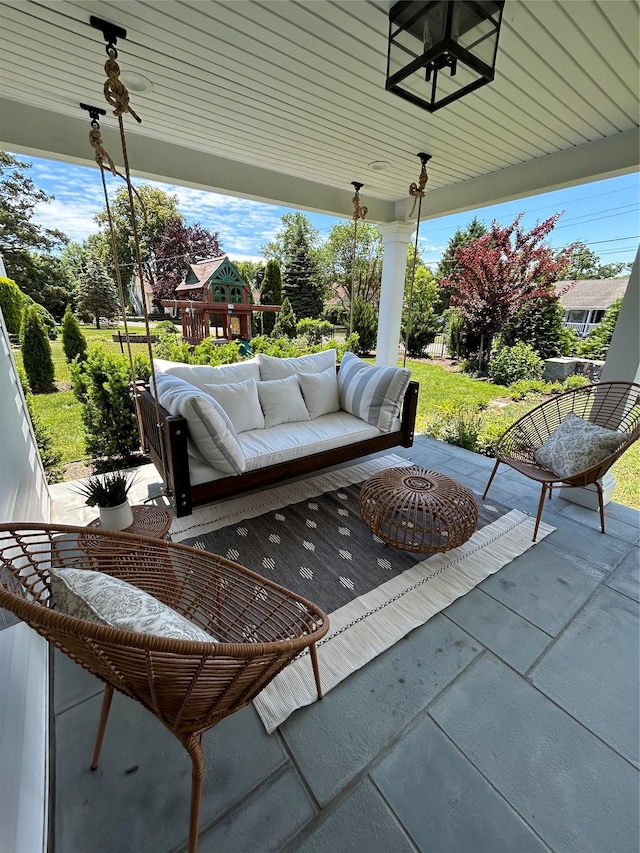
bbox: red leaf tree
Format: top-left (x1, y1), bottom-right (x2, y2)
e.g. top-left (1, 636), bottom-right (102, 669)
top-left (440, 213), bottom-right (569, 359)
top-left (153, 220), bottom-right (223, 308)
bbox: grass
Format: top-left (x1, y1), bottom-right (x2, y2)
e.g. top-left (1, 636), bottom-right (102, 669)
top-left (612, 443), bottom-right (639, 510)
top-left (29, 390), bottom-right (85, 464)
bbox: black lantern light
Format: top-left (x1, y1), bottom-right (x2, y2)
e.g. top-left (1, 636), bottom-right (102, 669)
top-left (386, 1), bottom-right (505, 113)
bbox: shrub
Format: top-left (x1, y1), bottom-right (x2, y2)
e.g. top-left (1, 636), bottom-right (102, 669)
top-left (296, 318), bottom-right (332, 345)
top-left (501, 297), bottom-right (566, 360)
top-left (271, 297), bottom-right (297, 338)
top-left (507, 379), bottom-right (549, 401)
top-left (20, 304), bottom-right (55, 392)
top-left (24, 298), bottom-right (58, 340)
top-left (352, 296), bottom-right (378, 355)
top-left (562, 373), bottom-right (591, 391)
top-left (489, 342), bottom-right (544, 387)
top-left (70, 345), bottom-right (151, 468)
top-left (0, 276), bottom-right (24, 335)
top-left (422, 403), bottom-right (484, 452)
top-left (191, 340), bottom-right (241, 365)
top-left (61, 305), bottom-right (87, 363)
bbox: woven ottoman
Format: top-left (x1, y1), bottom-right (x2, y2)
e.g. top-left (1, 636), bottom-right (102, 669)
top-left (359, 466), bottom-right (478, 554)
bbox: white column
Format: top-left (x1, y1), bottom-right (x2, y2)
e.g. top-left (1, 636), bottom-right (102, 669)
top-left (375, 222), bottom-right (416, 366)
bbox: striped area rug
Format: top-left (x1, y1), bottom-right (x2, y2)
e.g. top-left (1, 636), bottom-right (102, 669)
top-left (171, 454), bottom-right (554, 732)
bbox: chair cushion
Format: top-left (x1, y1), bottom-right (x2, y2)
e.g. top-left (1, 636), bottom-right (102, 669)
top-left (49, 568), bottom-right (216, 642)
top-left (154, 358), bottom-right (260, 393)
top-left (257, 349), bottom-right (336, 380)
top-left (155, 373), bottom-right (245, 475)
top-left (337, 352), bottom-right (411, 433)
top-left (534, 412), bottom-right (627, 479)
top-left (256, 375), bottom-right (310, 427)
top-left (204, 377), bottom-right (266, 433)
top-left (298, 367), bottom-right (340, 419)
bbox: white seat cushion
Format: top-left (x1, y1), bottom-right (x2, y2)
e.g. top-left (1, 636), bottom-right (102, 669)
top-left (257, 349), bottom-right (336, 380)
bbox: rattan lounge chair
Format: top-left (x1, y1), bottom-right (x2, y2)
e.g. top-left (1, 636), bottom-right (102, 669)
top-left (483, 381), bottom-right (640, 540)
top-left (0, 524), bottom-right (329, 853)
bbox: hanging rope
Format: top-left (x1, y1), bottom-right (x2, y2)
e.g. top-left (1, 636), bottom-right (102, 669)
top-left (403, 153), bottom-right (432, 368)
top-left (349, 182), bottom-right (367, 348)
top-left (86, 33), bottom-right (170, 497)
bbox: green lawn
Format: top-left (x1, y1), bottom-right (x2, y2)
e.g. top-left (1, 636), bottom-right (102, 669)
top-left (29, 390), bottom-right (85, 464)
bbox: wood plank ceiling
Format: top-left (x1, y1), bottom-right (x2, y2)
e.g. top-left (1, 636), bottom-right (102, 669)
top-left (0, 0), bottom-right (638, 219)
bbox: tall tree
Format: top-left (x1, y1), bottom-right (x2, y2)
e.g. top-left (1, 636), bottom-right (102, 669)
top-left (435, 217), bottom-right (487, 311)
top-left (0, 151), bottom-right (71, 318)
top-left (319, 221), bottom-right (383, 315)
top-left (440, 213), bottom-right (569, 361)
top-left (76, 256), bottom-right (120, 329)
top-left (20, 304), bottom-right (55, 393)
top-left (557, 240), bottom-right (631, 280)
top-left (261, 212), bottom-right (320, 266)
top-left (153, 219), bottom-right (223, 308)
top-left (259, 259), bottom-right (282, 335)
top-left (282, 223), bottom-right (324, 319)
top-left (93, 184), bottom-right (182, 298)
top-left (402, 262), bottom-right (440, 356)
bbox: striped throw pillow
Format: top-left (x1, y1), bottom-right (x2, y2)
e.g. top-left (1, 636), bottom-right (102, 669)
top-left (337, 352), bottom-right (411, 433)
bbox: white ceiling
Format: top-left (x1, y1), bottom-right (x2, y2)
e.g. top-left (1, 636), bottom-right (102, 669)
top-left (0, 0), bottom-right (638, 222)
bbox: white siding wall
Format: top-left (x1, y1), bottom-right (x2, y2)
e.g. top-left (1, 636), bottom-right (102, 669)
top-left (0, 310), bottom-right (50, 853)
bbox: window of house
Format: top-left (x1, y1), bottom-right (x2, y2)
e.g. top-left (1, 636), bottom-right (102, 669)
top-left (230, 286), bottom-right (243, 304)
top-left (212, 284), bottom-right (226, 301)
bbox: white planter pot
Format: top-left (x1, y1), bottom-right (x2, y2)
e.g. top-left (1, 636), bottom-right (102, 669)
top-left (98, 501), bottom-right (134, 531)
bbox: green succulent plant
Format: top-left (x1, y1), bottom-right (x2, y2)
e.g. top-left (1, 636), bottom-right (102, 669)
top-left (75, 471), bottom-right (136, 508)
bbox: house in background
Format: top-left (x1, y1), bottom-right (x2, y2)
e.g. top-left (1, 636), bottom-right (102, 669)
top-left (556, 278), bottom-right (629, 337)
top-left (129, 271), bottom-right (156, 317)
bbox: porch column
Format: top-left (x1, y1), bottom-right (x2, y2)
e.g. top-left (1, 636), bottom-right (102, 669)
top-left (375, 222), bottom-right (416, 366)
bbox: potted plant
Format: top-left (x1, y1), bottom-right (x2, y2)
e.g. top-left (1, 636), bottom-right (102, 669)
top-left (75, 471), bottom-right (136, 531)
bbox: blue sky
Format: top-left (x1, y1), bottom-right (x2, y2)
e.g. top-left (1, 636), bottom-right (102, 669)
top-left (14, 151), bottom-right (640, 273)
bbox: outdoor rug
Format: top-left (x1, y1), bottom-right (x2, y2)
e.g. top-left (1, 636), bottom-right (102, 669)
top-left (171, 454), bottom-right (554, 732)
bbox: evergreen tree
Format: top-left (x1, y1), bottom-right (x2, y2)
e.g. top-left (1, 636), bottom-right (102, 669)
top-left (20, 304), bottom-right (55, 392)
top-left (402, 269), bottom-right (440, 356)
top-left (61, 305), bottom-right (87, 363)
top-left (436, 217), bottom-right (487, 311)
top-left (577, 297), bottom-right (623, 360)
top-left (271, 297), bottom-right (297, 338)
top-left (76, 256), bottom-right (120, 329)
top-left (0, 275), bottom-right (24, 335)
top-left (260, 259), bottom-right (283, 335)
top-left (501, 295), bottom-right (567, 359)
top-left (282, 224), bottom-right (324, 320)
top-left (352, 296), bottom-right (378, 355)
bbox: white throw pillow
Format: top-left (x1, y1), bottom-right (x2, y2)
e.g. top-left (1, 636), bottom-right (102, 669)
top-left (49, 568), bottom-right (216, 643)
top-left (154, 372), bottom-right (245, 474)
top-left (534, 412), bottom-right (627, 479)
top-left (298, 367), bottom-right (341, 419)
top-left (256, 375), bottom-right (310, 427)
top-left (257, 349), bottom-right (336, 381)
top-left (154, 358), bottom-right (260, 393)
top-left (204, 377), bottom-right (265, 433)
top-left (337, 352), bottom-right (412, 433)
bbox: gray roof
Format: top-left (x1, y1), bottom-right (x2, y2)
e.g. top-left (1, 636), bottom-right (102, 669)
top-left (555, 279), bottom-right (629, 309)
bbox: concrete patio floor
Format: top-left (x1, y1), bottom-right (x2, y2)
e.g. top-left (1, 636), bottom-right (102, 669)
top-left (50, 436), bottom-right (640, 853)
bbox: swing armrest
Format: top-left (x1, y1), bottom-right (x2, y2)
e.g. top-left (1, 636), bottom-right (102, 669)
top-left (136, 383), bottom-right (193, 515)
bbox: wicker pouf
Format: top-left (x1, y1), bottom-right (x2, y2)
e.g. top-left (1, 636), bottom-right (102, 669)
top-left (359, 466), bottom-right (478, 554)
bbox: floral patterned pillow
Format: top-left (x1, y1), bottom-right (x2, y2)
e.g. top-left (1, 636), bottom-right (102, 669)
top-left (534, 412), bottom-right (627, 479)
top-left (49, 568), bottom-right (216, 643)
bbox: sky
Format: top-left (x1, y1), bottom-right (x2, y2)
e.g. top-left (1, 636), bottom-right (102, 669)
top-left (11, 151), bottom-right (640, 274)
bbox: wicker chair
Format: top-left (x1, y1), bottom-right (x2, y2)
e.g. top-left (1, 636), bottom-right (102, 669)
top-left (0, 524), bottom-right (329, 853)
top-left (483, 381), bottom-right (640, 540)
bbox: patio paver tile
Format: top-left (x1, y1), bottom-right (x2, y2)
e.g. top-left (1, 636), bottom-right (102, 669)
top-left (198, 766), bottom-right (316, 853)
top-left (479, 539), bottom-right (606, 635)
top-left (606, 547), bottom-right (640, 602)
top-left (443, 588), bottom-right (552, 673)
top-left (531, 586), bottom-right (640, 765)
top-left (290, 778), bottom-right (415, 853)
top-left (535, 514), bottom-right (633, 569)
top-left (372, 713), bottom-right (549, 853)
top-left (279, 615), bottom-right (481, 806)
top-left (430, 654), bottom-right (639, 853)
top-left (559, 502), bottom-right (640, 545)
top-left (55, 689), bottom-right (286, 853)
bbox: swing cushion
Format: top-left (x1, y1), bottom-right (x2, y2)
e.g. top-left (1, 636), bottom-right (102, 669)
top-left (256, 349), bottom-right (336, 380)
top-left (337, 352), bottom-right (412, 433)
top-left (154, 373), bottom-right (245, 475)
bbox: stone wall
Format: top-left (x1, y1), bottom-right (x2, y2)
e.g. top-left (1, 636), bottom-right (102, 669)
top-left (544, 357), bottom-right (605, 382)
